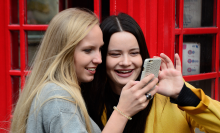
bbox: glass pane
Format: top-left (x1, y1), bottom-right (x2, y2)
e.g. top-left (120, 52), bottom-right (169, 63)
top-left (10, 0), bottom-right (19, 24)
top-left (66, 0), bottom-right (94, 11)
top-left (101, 0), bottom-right (110, 21)
top-left (26, 31), bottom-right (45, 69)
top-left (188, 79), bottom-right (214, 97)
top-left (182, 34), bottom-right (215, 75)
top-left (175, 0), bottom-right (179, 28)
top-left (11, 31), bottom-right (20, 70)
top-left (27, 0), bottom-right (59, 24)
top-left (11, 76), bottom-right (21, 107)
top-left (183, 0), bottom-right (216, 28)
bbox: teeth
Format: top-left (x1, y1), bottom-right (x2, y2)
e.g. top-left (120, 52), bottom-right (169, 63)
top-left (87, 68), bottom-right (95, 71)
top-left (118, 70), bottom-right (132, 73)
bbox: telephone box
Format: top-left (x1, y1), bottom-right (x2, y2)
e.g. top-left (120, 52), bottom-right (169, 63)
top-left (0, 0), bottom-right (219, 132)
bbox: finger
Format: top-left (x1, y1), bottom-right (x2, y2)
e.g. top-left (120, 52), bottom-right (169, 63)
top-left (123, 80), bottom-right (139, 90)
top-left (133, 74), bottom-right (155, 91)
top-left (160, 58), bottom-right (167, 70)
top-left (153, 56), bottom-right (160, 58)
top-left (147, 84), bottom-right (158, 96)
top-left (140, 78), bottom-right (158, 95)
top-left (160, 53), bottom-right (174, 69)
top-left (175, 53), bottom-right (181, 71)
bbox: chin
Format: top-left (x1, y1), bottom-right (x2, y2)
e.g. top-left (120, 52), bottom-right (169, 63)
top-left (83, 77), bottom-right (94, 83)
top-left (78, 75), bottom-right (94, 83)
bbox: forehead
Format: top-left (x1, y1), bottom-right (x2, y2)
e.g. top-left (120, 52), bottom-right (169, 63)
top-left (108, 31), bottom-right (139, 50)
top-left (77, 24), bottom-right (104, 48)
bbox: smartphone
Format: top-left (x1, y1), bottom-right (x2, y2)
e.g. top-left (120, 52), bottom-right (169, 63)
top-left (140, 58), bottom-right (161, 90)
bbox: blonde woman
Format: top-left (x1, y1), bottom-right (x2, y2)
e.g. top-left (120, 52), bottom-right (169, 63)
top-left (10, 8), bottom-right (158, 133)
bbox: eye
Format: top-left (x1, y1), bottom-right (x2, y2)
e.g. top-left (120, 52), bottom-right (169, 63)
top-left (130, 51), bottom-right (140, 56)
top-left (109, 53), bottom-right (121, 57)
top-left (83, 49), bottom-right (92, 53)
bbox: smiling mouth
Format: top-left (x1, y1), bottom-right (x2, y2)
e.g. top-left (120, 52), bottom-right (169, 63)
top-left (115, 70), bottom-right (133, 74)
top-left (86, 68), bottom-right (96, 71)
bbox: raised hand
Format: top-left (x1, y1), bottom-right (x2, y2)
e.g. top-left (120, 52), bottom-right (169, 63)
top-left (156, 53), bottom-right (184, 99)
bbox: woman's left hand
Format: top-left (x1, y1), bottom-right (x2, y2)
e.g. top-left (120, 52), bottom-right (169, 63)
top-left (156, 53), bottom-right (184, 99)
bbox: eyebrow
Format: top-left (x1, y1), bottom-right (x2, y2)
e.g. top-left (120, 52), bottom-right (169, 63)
top-left (108, 48), bottom-right (140, 52)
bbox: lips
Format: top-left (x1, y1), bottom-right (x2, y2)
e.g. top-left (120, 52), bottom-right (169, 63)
top-left (86, 67), bottom-right (96, 74)
top-left (115, 69), bottom-right (134, 77)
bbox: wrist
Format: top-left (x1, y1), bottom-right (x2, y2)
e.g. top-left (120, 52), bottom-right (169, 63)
top-left (113, 109), bottom-right (129, 122)
top-left (171, 82), bottom-right (185, 99)
top-left (114, 106), bottom-right (132, 120)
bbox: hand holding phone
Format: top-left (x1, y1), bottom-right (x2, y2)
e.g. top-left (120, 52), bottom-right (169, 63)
top-left (140, 58), bottom-right (161, 90)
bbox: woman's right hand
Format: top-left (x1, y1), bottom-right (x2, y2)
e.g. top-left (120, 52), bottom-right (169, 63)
top-left (116, 74), bottom-right (158, 117)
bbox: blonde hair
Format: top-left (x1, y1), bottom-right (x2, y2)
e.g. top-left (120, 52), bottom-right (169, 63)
top-left (10, 8), bottom-right (99, 133)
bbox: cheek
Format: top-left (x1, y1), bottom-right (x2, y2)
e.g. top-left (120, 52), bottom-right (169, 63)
top-left (135, 56), bottom-right (143, 69)
top-left (106, 57), bottom-right (113, 73)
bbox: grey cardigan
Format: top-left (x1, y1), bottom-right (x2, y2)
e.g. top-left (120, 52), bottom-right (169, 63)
top-left (26, 83), bottom-right (101, 133)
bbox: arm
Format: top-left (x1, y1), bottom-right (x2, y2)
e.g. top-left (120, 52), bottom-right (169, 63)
top-left (157, 53), bottom-right (220, 132)
top-left (102, 74), bottom-right (158, 133)
top-left (179, 83), bottom-right (220, 133)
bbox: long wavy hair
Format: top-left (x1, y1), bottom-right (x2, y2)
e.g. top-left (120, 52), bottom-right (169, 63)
top-left (82, 13), bottom-right (151, 133)
top-left (10, 8), bottom-right (98, 133)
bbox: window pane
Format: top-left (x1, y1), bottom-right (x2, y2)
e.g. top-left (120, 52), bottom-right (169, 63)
top-left (26, 31), bottom-right (45, 69)
top-left (175, 0), bottom-right (179, 28)
top-left (27, 0), bottom-right (59, 24)
top-left (101, 0), bottom-right (110, 21)
top-left (183, 0), bottom-right (216, 28)
top-left (188, 79), bottom-right (214, 98)
top-left (11, 31), bottom-right (20, 70)
top-left (66, 0), bottom-right (94, 11)
top-left (11, 76), bottom-right (21, 108)
top-left (182, 34), bottom-right (215, 75)
top-left (10, 0), bottom-right (19, 24)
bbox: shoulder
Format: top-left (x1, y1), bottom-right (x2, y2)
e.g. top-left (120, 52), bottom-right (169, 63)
top-left (39, 83), bottom-right (72, 99)
top-left (27, 83), bottom-right (87, 132)
top-left (35, 83), bottom-right (81, 114)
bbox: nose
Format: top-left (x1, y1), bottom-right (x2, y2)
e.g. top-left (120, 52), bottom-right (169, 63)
top-left (119, 55), bottom-right (131, 66)
top-left (92, 51), bottom-right (102, 64)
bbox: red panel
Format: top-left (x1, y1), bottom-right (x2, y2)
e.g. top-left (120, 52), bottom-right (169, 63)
top-left (184, 72), bottom-right (217, 81)
top-left (139, 0), bottom-right (146, 38)
top-left (157, 0), bottom-right (165, 55)
top-left (94, 0), bottom-right (101, 19)
top-left (9, 70), bottom-right (22, 76)
top-left (0, 0), bottom-right (10, 132)
top-left (110, 0), bottom-right (128, 15)
top-left (127, 0), bottom-right (133, 17)
top-left (145, 0), bottom-right (158, 57)
top-left (158, 0), bottom-right (175, 60)
top-left (182, 28), bottom-right (218, 34)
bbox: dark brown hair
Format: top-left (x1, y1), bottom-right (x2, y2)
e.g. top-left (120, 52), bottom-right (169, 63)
top-left (82, 13), bottom-right (152, 133)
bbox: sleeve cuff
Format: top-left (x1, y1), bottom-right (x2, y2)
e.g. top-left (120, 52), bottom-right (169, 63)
top-left (170, 83), bottom-right (200, 107)
top-left (177, 82), bottom-right (210, 114)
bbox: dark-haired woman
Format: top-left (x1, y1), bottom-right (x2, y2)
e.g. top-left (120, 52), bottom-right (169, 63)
top-left (82, 13), bottom-right (220, 133)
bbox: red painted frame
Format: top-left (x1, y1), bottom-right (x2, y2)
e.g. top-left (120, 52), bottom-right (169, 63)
top-left (173, 0), bottom-right (220, 100)
top-left (1, 0), bottom-right (219, 132)
top-left (1, 0), bottom-right (102, 132)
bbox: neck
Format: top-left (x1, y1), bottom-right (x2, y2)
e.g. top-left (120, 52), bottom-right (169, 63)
top-left (108, 79), bottom-right (124, 95)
